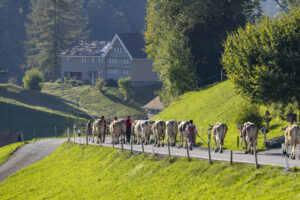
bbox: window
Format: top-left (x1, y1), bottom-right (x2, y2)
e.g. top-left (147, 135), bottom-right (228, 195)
top-left (124, 59), bottom-right (130, 65)
top-left (63, 72), bottom-right (69, 77)
top-left (92, 58), bottom-right (95, 63)
top-left (67, 57), bottom-right (70, 63)
top-left (98, 58), bottom-right (102, 63)
top-left (81, 57), bottom-right (86, 63)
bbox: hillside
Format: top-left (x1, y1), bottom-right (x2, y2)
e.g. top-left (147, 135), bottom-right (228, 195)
top-left (0, 84), bottom-right (88, 140)
top-left (0, 143), bottom-right (298, 199)
top-left (42, 83), bottom-right (160, 120)
top-left (154, 80), bottom-right (291, 151)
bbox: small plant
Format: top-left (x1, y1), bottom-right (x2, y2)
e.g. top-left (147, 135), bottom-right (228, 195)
top-left (118, 77), bottom-right (132, 101)
top-left (22, 69), bottom-right (45, 91)
top-left (95, 77), bottom-right (106, 92)
top-left (234, 101), bottom-right (264, 128)
top-left (105, 78), bottom-right (118, 87)
top-left (8, 77), bottom-right (18, 85)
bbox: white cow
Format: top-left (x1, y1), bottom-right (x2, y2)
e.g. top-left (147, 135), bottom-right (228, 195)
top-left (282, 125), bottom-right (300, 159)
top-left (166, 120), bottom-right (178, 146)
top-left (178, 121), bottom-right (190, 148)
top-left (152, 120), bottom-right (166, 147)
top-left (209, 122), bottom-right (228, 153)
top-left (238, 122), bottom-right (258, 154)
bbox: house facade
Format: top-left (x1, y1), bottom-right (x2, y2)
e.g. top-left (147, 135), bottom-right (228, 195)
top-left (59, 33), bottom-right (160, 87)
top-left (143, 96), bottom-right (164, 119)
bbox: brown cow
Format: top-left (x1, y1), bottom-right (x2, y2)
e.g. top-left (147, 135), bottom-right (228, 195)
top-left (178, 121), bottom-right (190, 148)
top-left (110, 119), bottom-right (126, 144)
top-left (238, 122), bottom-right (258, 154)
top-left (166, 120), bottom-right (178, 146)
top-left (282, 125), bottom-right (300, 159)
top-left (209, 122), bottom-right (228, 153)
top-left (152, 120), bottom-right (166, 147)
top-left (92, 119), bottom-right (105, 144)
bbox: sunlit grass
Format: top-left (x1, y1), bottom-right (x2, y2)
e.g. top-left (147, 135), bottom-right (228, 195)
top-left (0, 143), bottom-right (298, 199)
top-left (0, 142), bottom-right (25, 165)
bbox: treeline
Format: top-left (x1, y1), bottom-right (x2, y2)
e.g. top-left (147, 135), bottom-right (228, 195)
top-left (0, 0), bottom-right (147, 82)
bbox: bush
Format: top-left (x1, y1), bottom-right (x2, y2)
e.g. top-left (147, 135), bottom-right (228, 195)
top-left (55, 78), bottom-right (62, 84)
top-left (234, 101), bottom-right (264, 128)
top-left (22, 69), bottom-right (45, 91)
top-left (95, 77), bottom-right (106, 92)
top-left (118, 77), bottom-right (132, 101)
top-left (8, 77), bottom-right (18, 85)
top-left (105, 79), bottom-right (118, 87)
top-left (64, 78), bottom-right (85, 86)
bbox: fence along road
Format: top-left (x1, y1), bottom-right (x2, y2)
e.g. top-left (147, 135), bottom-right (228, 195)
top-left (76, 137), bottom-right (300, 169)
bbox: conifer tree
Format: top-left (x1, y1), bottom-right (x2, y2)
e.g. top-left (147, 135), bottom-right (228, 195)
top-left (25, 0), bottom-right (88, 80)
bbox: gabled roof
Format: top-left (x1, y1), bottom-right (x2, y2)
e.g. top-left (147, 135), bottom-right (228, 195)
top-left (143, 96), bottom-right (164, 110)
top-left (60, 40), bottom-right (110, 56)
top-left (103, 33), bottom-right (148, 60)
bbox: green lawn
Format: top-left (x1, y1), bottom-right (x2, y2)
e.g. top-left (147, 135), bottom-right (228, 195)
top-left (42, 83), bottom-right (160, 120)
top-left (0, 142), bottom-right (25, 165)
top-left (0, 143), bottom-right (299, 199)
top-left (0, 84), bottom-right (88, 140)
top-left (154, 80), bottom-right (291, 151)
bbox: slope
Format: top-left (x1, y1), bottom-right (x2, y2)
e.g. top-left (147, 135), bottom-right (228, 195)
top-left (0, 143), bottom-right (298, 199)
top-left (0, 84), bottom-right (88, 140)
top-left (154, 80), bottom-right (291, 151)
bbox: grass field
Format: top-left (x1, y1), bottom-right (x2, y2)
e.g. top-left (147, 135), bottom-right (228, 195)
top-left (42, 83), bottom-right (160, 120)
top-left (0, 142), bottom-right (25, 165)
top-left (0, 84), bottom-right (88, 140)
top-left (154, 80), bottom-right (292, 151)
top-left (0, 143), bottom-right (299, 199)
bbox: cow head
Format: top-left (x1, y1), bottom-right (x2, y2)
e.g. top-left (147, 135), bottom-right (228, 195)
top-left (281, 126), bottom-right (287, 131)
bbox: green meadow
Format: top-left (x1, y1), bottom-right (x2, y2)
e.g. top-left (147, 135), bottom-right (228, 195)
top-left (0, 142), bottom-right (25, 165)
top-left (0, 143), bottom-right (299, 199)
top-left (154, 80), bottom-right (291, 151)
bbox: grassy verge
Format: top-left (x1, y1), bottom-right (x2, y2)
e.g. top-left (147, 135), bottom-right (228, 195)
top-left (42, 83), bottom-right (160, 120)
top-left (0, 142), bottom-right (26, 165)
top-left (154, 80), bottom-right (291, 151)
top-left (0, 143), bottom-right (299, 199)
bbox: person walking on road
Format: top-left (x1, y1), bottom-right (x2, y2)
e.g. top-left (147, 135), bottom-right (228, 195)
top-left (125, 116), bottom-right (131, 143)
top-left (185, 120), bottom-right (199, 150)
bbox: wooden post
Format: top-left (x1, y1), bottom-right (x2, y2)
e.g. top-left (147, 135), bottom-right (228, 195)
top-left (121, 136), bottom-right (124, 152)
top-left (208, 141), bottom-right (212, 165)
top-left (67, 127), bottom-right (70, 142)
top-left (73, 125), bottom-right (76, 144)
top-left (254, 145), bottom-right (258, 169)
top-left (78, 130), bottom-right (81, 145)
top-left (282, 143), bottom-right (290, 171)
top-left (112, 134), bottom-right (115, 148)
top-left (152, 142), bottom-right (155, 155)
top-left (55, 126), bottom-right (57, 138)
top-left (237, 136), bottom-right (239, 148)
top-left (167, 137), bottom-right (171, 157)
top-left (142, 140), bottom-right (144, 153)
top-left (130, 136), bottom-right (133, 154)
top-left (185, 135), bottom-right (190, 161)
top-left (86, 129), bottom-right (88, 146)
top-left (20, 132), bottom-right (24, 142)
top-left (230, 150), bottom-right (233, 166)
top-left (263, 127), bottom-right (267, 146)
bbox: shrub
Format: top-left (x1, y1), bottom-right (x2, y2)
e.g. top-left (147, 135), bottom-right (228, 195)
top-left (105, 79), bottom-right (118, 87)
top-left (8, 77), bottom-right (18, 85)
top-left (22, 69), bottom-right (45, 91)
top-left (64, 78), bottom-right (84, 86)
top-left (55, 78), bottom-right (62, 84)
top-left (95, 77), bottom-right (106, 92)
top-left (234, 101), bottom-right (264, 128)
top-left (118, 77), bottom-right (132, 101)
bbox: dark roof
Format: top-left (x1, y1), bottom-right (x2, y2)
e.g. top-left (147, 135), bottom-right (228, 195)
top-left (143, 96), bottom-right (164, 110)
top-left (60, 40), bottom-right (110, 56)
top-left (117, 33), bottom-right (148, 59)
top-left (0, 132), bottom-right (22, 147)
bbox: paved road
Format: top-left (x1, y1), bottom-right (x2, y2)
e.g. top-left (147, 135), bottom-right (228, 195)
top-left (76, 136), bottom-right (300, 168)
top-left (0, 139), bottom-right (65, 183)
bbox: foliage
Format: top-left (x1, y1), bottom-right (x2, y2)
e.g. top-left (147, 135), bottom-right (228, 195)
top-left (95, 77), bottom-right (106, 92)
top-left (0, 143), bottom-right (299, 199)
top-left (8, 77), bottom-right (18, 85)
top-left (22, 69), bottom-right (44, 91)
top-left (105, 78), bottom-right (118, 87)
top-left (54, 78), bottom-right (62, 84)
top-left (25, 0), bottom-right (88, 80)
top-left (233, 101), bottom-right (264, 128)
top-left (154, 80), bottom-right (291, 151)
top-left (0, 67), bottom-right (8, 77)
top-left (0, 142), bottom-right (25, 165)
top-left (145, 0), bottom-right (261, 104)
top-left (63, 78), bottom-right (85, 86)
top-left (222, 9), bottom-right (300, 116)
top-left (118, 77), bottom-right (132, 101)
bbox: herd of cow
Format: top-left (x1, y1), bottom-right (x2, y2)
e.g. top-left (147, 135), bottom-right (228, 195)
top-left (91, 119), bottom-right (300, 160)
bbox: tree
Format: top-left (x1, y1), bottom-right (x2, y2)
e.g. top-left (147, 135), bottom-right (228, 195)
top-left (22, 68), bottom-right (45, 91)
top-left (222, 9), bottom-right (300, 116)
top-left (145, 0), bottom-right (261, 104)
top-left (25, 0), bottom-right (88, 80)
top-left (118, 77), bottom-right (132, 101)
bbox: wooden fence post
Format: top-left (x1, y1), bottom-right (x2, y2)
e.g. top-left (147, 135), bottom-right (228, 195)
top-left (237, 136), bottom-right (239, 148)
top-left (86, 129), bottom-right (88, 146)
top-left (130, 136), bottom-right (133, 154)
top-left (73, 125), bottom-right (76, 144)
top-left (152, 142), bottom-right (155, 155)
top-left (67, 127), bottom-right (70, 142)
top-left (263, 127), bottom-right (267, 146)
top-left (121, 136), bottom-right (124, 152)
top-left (282, 143), bottom-right (290, 171)
top-left (254, 145), bottom-right (258, 169)
top-left (185, 135), bottom-right (190, 161)
top-left (142, 139), bottom-right (144, 153)
top-left (230, 150), bottom-right (233, 166)
top-left (112, 134), bottom-right (115, 148)
top-left (55, 126), bottom-right (57, 138)
top-left (208, 141), bottom-right (212, 165)
top-left (167, 137), bottom-right (171, 157)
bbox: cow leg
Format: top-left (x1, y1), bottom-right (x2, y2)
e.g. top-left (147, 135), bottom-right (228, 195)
top-left (245, 140), bottom-right (248, 154)
top-left (220, 140), bottom-right (223, 153)
top-left (292, 144), bottom-right (296, 160)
